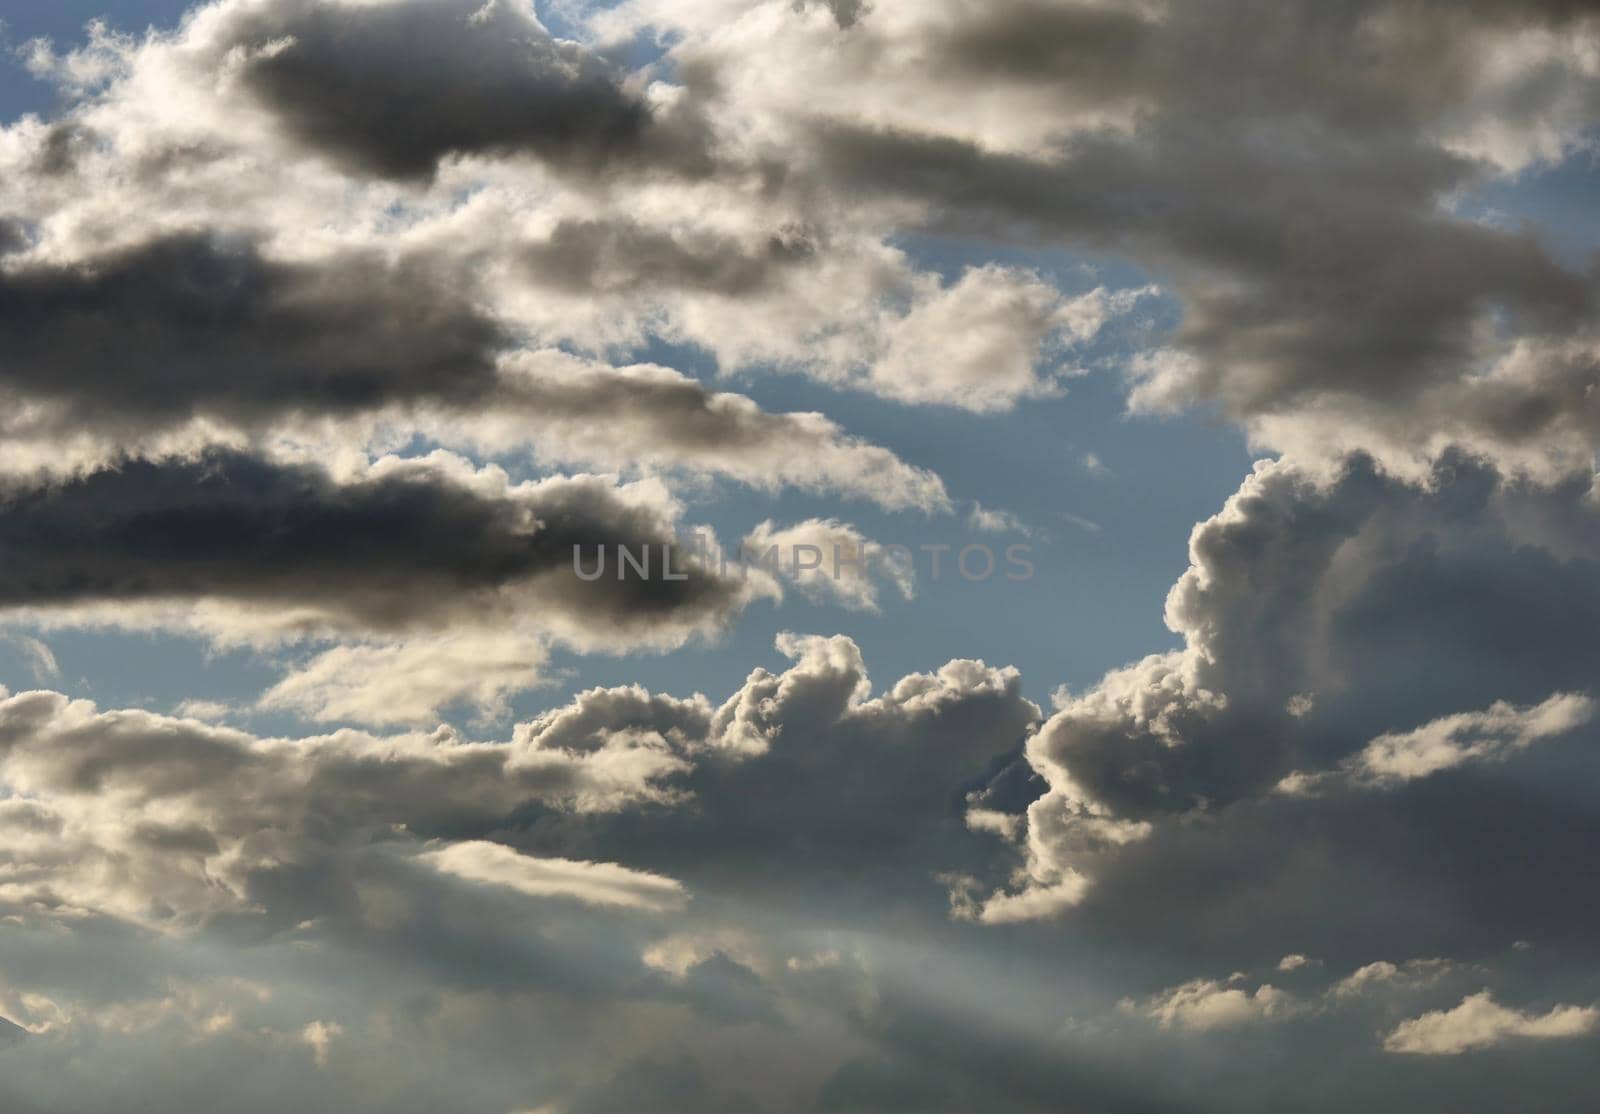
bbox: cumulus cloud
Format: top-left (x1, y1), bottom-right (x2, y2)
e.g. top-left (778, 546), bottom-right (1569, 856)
top-left (739, 518), bottom-right (915, 612)
top-left (1330, 959), bottom-right (1452, 1001)
top-left (1132, 977), bottom-right (1298, 1032)
top-left (0, 632), bottom-right (1034, 930)
top-left (1384, 992), bottom-right (1600, 1055)
top-left (0, 632), bottom-right (1064, 1111)
top-left (0, 686), bottom-right (690, 927)
top-left (864, 270), bottom-right (1142, 411)
top-left (964, 451), bottom-right (1600, 939)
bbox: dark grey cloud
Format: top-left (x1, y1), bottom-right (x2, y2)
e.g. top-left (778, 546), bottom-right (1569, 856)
top-left (962, 452), bottom-right (1600, 993)
top-left (0, 449), bottom-right (743, 637)
top-left (502, 636), bottom-right (1039, 915)
top-left (815, 121), bottom-right (1594, 422)
top-left (768, 0), bottom-right (1600, 445)
top-left (0, 232), bottom-right (502, 431)
top-left (1011, 453), bottom-right (1600, 826)
top-left (216, 0), bottom-right (711, 180)
top-left (0, 230), bottom-right (944, 507)
top-left (519, 218), bottom-right (816, 297)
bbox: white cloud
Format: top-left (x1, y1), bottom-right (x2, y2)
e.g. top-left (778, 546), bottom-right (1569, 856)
top-left (1384, 992), bottom-right (1599, 1055)
top-left (1329, 959), bottom-right (1451, 1000)
top-left (868, 269), bottom-right (1127, 412)
top-left (5, 635), bottom-right (60, 684)
top-left (739, 519), bottom-right (914, 612)
top-left (419, 841), bottom-right (688, 912)
top-left (259, 633), bottom-right (553, 727)
top-left (301, 1020), bottom-right (343, 1068)
top-left (1355, 693), bottom-right (1596, 785)
top-left (1132, 977), bottom-right (1299, 1032)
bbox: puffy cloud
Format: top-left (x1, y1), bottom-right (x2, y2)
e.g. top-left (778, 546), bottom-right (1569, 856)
top-left (739, 518), bottom-right (915, 612)
top-left (300, 1019), bottom-right (342, 1069)
top-left (0, 687), bottom-right (690, 927)
top-left (864, 270), bottom-right (1142, 411)
top-left (964, 451), bottom-right (1600, 956)
top-left (10, 0), bottom-right (1600, 473)
top-left (1132, 977), bottom-right (1298, 1032)
top-left (0, 632), bottom-right (1060, 1110)
top-left (1384, 992), bottom-right (1600, 1055)
top-left (1330, 959), bottom-right (1452, 1001)
top-left (0, 632), bottom-right (1034, 932)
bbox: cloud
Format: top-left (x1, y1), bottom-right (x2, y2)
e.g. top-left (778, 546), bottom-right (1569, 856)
top-left (0, 448), bottom-right (762, 650)
top-left (1384, 992), bottom-right (1599, 1055)
top-left (0, 632), bottom-right (1034, 933)
top-left (258, 633), bottom-right (553, 727)
top-left (420, 841), bottom-right (687, 912)
top-left (1330, 959), bottom-right (1451, 1001)
top-left (197, 0), bottom-right (709, 181)
top-left (1131, 977), bottom-right (1298, 1032)
top-left (0, 1013), bottom-right (24, 1047)
top-left (963, 451), bottom-right (1600, 947)
top-left (0, 231), bottom-right (945, 509)
top-left (0, 233), bottom-right (502, 437)
top-left (6, 0), bottom-right (1600, 1108)
top-left (1354, 693), bottom-right (1597, 784)
top-left (739, 518), bottom-right (915, 612)
top-left (1279, 692), bottom-right (1597, 792)
top-left (4, 636), bottom-right (59, 684)
top-left (300, 1020), bottom-right (342, 1069)
top-left (864, 269), bottom-right (1135, 411)
top-left (481, 353), bottom-right (951, 511)
top-left (602, 0), bottom-right (1600, 471)
top-left (0, 684), bottom-right (692, 928)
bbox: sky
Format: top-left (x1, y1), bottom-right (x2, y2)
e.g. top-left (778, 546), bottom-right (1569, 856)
top-left (0, 1), bottom-right (1598, 1111)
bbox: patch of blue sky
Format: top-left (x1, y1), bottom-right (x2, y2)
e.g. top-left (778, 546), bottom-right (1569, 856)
top-left (0, 1), bottom-right (196, 121)
top-left (1448, 139), bottom-right (1600, 267)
